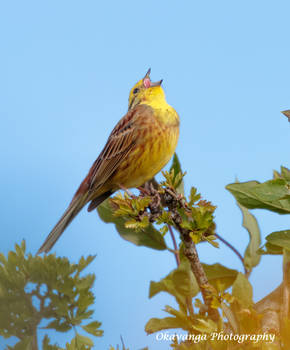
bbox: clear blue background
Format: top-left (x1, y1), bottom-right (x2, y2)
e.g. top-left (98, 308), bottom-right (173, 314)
top-left (0, 0), bottom-right (289, 349)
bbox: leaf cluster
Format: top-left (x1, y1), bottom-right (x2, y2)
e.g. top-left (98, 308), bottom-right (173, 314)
top-left (98, 154), bottom-right (218, 251)
top-left (226, 166), bottom-right (290, 215)
top-left (0, 241), bottom-right (102, 349)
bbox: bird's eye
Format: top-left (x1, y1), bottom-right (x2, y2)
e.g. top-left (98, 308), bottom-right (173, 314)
top-left (133, 88), bottom-right (139, 94)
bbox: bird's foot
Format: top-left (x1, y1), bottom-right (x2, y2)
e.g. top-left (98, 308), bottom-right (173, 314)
top-left (118, 184), bottom-right (135, 198)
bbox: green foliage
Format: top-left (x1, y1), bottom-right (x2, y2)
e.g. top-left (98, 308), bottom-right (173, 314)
top-left (202, 263), bottom-right (238, 292)
top-left (146, 258), bottom-right (239, 336)
top-left (149, 258), bottom-right (199, 309)
top-left (0, 242), bottom-right (102, 349)
top-left (258, 230), bottom-right (290, 255)
top-left (145, 304), bottom-right (218, 335)
top-left (42, 333), bottom-right (97, 350)
top-left (226, 166), bottom-right (290, 214)
top-left (97, 196), bottom-right (167, 250)
top-left (144, 163), bottom-right (290, 348)
top-left (100, 160), bottom-right (290, 348)
top-left (273, 165), bottom-right (290, 181)
top-left (169, 153), bottom-right (185, 195)
top-left (3, 157), bottom-right (290, 349)
top-left (185, 199), bottom-right (217, 247)
top-left (238, 202), bottom-right (261, 271)
top-left (232, 273), bottom-right (253, 308)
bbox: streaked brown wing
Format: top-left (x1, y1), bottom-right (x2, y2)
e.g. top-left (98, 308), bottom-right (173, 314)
top-left (87, 103), bottom-right (154, 193)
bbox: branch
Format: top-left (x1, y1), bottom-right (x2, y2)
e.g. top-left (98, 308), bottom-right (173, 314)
top-left (215, 233), bottom-right (247, 273)
top-left (32, 329), bottom-right (38, 350)
top-left (167, 224), bottom-right (180, 266)
top-left (173, 217), bottom-right (219, 321)
top-left (140, 181), bottom-right (220, 321)
top-left (163, 189), bottom-right (219, 321)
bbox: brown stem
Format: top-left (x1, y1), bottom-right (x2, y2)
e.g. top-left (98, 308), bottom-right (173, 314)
top-left (145, 185), bottom-right (219, 320)
top-left (32, 328), bottom-right (38, 350)
top-left (215, 233), bottom-right (247, 274)
top-left (167, 224), bottom-right (180, 266)
top-left (167, 224), bottom-right (194, 316)
top-left (180, 227), bottom-right (219, 321)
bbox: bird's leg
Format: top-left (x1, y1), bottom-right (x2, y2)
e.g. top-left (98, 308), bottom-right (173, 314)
top-left (149, 182), bottom-right (161, 208)
top-left (118, 184), bottom-right (135, 198)
top-left (138, 178), bottom-right (160, 197)
top-left (137, 183), bottom-right (150, 196)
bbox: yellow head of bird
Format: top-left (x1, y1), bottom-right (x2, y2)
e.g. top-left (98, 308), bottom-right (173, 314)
top-left (128, 69), bottom-right (165, 110)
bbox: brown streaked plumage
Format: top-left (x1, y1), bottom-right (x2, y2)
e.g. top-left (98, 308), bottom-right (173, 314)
top-left (37, 69), bottom-right (179, 254)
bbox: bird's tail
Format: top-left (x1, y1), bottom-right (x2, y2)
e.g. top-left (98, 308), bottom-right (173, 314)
top-left (37, 193), bottom-right (88, 254)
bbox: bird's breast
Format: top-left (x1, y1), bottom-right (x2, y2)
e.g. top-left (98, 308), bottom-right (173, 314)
top-left (111, 115), bottom-right (179, 189)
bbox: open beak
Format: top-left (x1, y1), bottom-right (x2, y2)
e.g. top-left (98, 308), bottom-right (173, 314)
top-left (150, 79), bottom-right (163, 87)
top-left (144, 68), bottom-right (151, 79)
top-left (143, 68), bottom-right (163, 88)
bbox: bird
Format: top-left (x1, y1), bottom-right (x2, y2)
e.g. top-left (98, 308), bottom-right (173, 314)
top-left (37, 69), bottom-right (180, 254)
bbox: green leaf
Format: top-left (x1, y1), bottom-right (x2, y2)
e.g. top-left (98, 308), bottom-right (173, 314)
top-left (202, 263), bottom-right (238, 291)
top-left (232, 273), bottom-right (253, 308)
top-left (77, 274), bottom-right (95, 290)
top-left (75, 333), bottom-right (94, 347)
top-left (226, 179), bottom-right (290, 214)
top-left (257, 230), bottom-right (290, 255)
top-left (42, 335), bottom-right (61, 350)
top-left (237, 203), bottom-right (261, 270)
top-left (77, 255), bottom-right (96, 273)
top-left (13, 337), bottom-right (33, 350)
top-left (20, 240), bottom-right (26, 253)
top-left (145, 315), bottom-right (191, 334)
top-left (149, 258), bottom-right (199, 307)
top-left (97, 200), bottom-right (167, 250)
top-left (281, 166), bottom-right (290, 181)
top-left (10, 337), bottom-right (34, 350)
top-left (0, 252), bottom-right (6, 265)
top-left (15, 243), bottom-right (24, 259)
top-left (170, 153), bottom-right (184, 195)
top-left (82, 321), bottom-right (103, 337)
top-left (257, 242), bottom-right (283, 255)
top-left (45, 319), bottom-right (71, 332)
top-left (0, 244), bottom-right (100, 347)
top-left (191, 317), bottom-right (217, 333)
top-left (265, 230), bottom-right (290, 251)
top-left (220, 302), bottom-right (239, 333)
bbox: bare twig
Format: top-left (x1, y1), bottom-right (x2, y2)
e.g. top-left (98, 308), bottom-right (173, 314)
top-left (215, 233), bottom-right (247, 274)
top-left (167, 224), bottom-right (180, 266)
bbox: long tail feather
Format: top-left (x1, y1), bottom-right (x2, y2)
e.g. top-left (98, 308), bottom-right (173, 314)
top-left (87, 190), bottom-right (112, 212)
top-left (37, 194), bottom-right (87, 254)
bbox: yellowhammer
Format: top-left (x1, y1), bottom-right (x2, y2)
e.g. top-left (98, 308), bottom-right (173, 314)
top-left (38, 69), bottom-right (180, 254)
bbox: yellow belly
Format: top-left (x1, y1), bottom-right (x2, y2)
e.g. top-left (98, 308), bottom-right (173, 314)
top-left (111, 123), bottom-right (179, 189)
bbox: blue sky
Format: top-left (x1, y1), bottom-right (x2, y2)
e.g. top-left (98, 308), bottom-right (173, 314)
top-left (0, 0), bottom-right (289, 349)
